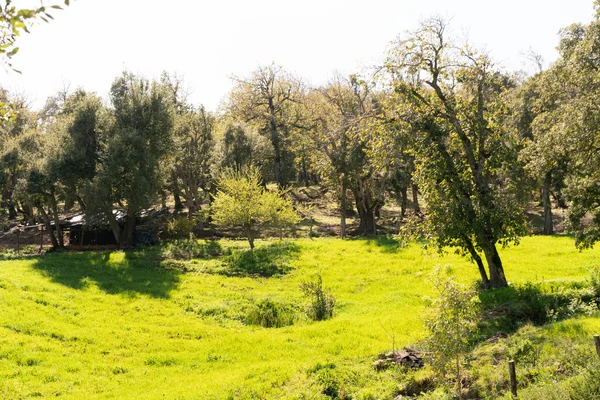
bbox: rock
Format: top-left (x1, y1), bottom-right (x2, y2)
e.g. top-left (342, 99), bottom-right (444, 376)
top-left (373, 348), bottom-right (424, 370)
top-left (485, 331), bottom-right (508, 343)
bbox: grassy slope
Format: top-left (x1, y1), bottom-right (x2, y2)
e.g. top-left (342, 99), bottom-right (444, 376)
top-left (0, 236), bottom-right (598, 399)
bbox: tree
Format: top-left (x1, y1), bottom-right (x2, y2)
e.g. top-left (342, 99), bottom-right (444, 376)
top-left (227, 64), bottom-right (305, 186)
top-left (305, 74), bottom-right (385, 236)
top-left (425, 274), bottom-right (479, 398)
top-left (85, 72), bottom-right (174, 247)
top-left (214, 121), bottom-right (270, 172)
top-left (522, 5), bottom-right (600, 248)
top-left (211, 166), bottom-right (299, 249)
top-left (171, 106), bottom-right (214, 218)
top-left (0, 89), bottom-right (36, 220)
top-left (385, 17), bottom-right (528, 289)
top-left (513, 69), bottom-right (568, 236)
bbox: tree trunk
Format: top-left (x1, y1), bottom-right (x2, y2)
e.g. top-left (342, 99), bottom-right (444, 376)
top-left (542, 172), bottom-right (553, 235)
top-left (302, 159), bottom-right (310, 187)
top-left (354, 184), bottom-right (377, 235)
top-left (400, 185), bottom-right (408, 218)
top-left (340, 181), bottom-right (347, 239)
top-left (2, 186), bottom-right (17, 219)
top-left (120, 210), bottom-right (136, 248)
top-left (463, 236), bottom-right (490, 289)
top-left (48, 191), bottom-right (64, 248)
top-left (411, 182), bottom-right (421, 215)
top-left (482, 242), bottom-right (508, 288)
top-left (63, 193), bottom-right (75, 212)
top-left (247, 229), bottom-right (255, 250)
top-left (357, 208), bottom-right (376, 235)
top-left (107, 209), bottom-right (121, 245)
top-left (172, 171), bottom-right (183, 211)
top-left (38, 205), bottom-right (58, 249)
top-left (271, 126), bottom-right (283, 186)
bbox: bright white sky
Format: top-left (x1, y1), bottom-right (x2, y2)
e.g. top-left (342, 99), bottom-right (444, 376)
top-left (1, 0), bottom-right (596, 111)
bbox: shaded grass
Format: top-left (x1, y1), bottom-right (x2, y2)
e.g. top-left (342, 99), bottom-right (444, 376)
top-left (0, 236), bottom-right (598, 398)
top-left (29, 248), bottom-right (180, 298)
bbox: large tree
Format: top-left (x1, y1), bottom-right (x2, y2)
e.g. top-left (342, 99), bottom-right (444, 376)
top-left (171, 106), bottom-right (214, 218)
top-left (523, 6), bottom-right (600, 248)
top-left (385, 17), bottom-right (528, 288)
top-left (85, 72), bottom-right (174, 247)
top-left (227, 64), bottom-right (305, 186)
top-left (305, 74), bottom-right (385, 236)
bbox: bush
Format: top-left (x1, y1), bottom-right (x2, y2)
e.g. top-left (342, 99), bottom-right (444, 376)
top-left (479, 281), bottom-right (600, 337)
top-left (164, 218), bottom-right (195, 239)
top-left (244, 298), bottom-right (297, 328)
top-left (220, 242), bottom-right (299, 277)
top-left (424, 274), bottom-right (480, 397)
top-left (300, 274), bottom-right (335, 321)
top-left (589, 266), bottom-right (600, 300)
top-left (162, 239), bottom-right (222, 260)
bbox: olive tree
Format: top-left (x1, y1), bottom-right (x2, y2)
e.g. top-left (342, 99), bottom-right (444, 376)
top-left (85, 72), bottom-right (174, 247)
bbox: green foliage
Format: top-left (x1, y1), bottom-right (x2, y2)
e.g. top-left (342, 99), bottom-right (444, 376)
top-left (589, 266), bottom-right (600, 299)
top-left (300, 274), bottom-right (336, 321)
top-left (424, 273), bottom-right (480, 397)
top-left (505, 335), bottom-right (539, 365)
top-left (220, 241), bottom-right (299, 277)
top-left (84, 72), bottom-right (175, 246)
top-left (211, 166), bottom-right (299, 248)
top-left (385, 17), bottom-right (529, 288)
top-left (164, 218), bottom-right (195, 239)
top-left (227, 64), bottom-right (304, 186)
top-left (244, 298), bottom-right (297, 328)
top-left (0, 0), bottom-right (70, 73)
top-left (162, 238), bottom-right (222, 260)
top-left (478, 281), bottom-right (599, 336)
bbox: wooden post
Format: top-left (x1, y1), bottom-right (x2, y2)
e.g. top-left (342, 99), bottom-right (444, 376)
top-left (39, 225), bottom-right (44, 252)
top-left (16, 229), bottom-right (20, 253)
top-left (594, 335), bottom-right (600, 358)
top-left (508, 360), bottom-right (517, 398)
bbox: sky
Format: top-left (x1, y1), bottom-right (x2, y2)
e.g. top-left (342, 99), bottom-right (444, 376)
top-left (1, 0), bottom-right (597, 111)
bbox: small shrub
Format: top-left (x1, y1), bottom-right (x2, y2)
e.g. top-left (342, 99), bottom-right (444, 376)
top-left (506, 336), bottom-right (539, 365)
top-left (220, 242), bottom-right (299, 277)
top-left (589, 266), bottom-right (600, 299)
top-left (300, 274), bottom-right (335, 321)
top-left (0, 248), bottom-right (20, 260)
top-left (244, 298), bottom-right (297, 328)
top-left (165, 218), bottom-right (195, 239)
top-left (424, 274), bottom-right (480, 398)
top-left (162, 239), bottom-right (222, 260)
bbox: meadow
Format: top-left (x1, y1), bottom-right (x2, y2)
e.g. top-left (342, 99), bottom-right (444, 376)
top-left (0, 236), bottom-right (599, 399)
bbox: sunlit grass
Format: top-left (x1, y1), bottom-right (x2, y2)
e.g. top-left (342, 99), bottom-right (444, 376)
top-left (0, 236), bottom-right (598, 399)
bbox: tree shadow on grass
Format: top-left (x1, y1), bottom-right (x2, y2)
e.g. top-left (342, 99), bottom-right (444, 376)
top-left (361, 235), bottom-right (403, 253)
top-left (477, 281), bottom-right (595, 338)
top-left (29, 248), bottom-right (180, 298)
top-left (214, 241), bottom-right (301, 278)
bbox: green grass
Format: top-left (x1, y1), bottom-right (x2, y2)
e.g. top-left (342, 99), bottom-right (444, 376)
top-left (0, 236), bottom-right (598, 399)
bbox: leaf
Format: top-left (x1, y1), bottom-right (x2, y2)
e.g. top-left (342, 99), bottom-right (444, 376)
top-left (64, 0), bottom-right (70, 5)
top-left (7, 47), bottom-right (19, 56)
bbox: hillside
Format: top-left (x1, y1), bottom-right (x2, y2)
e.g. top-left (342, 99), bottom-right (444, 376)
top-left (0, 236), bottom-right (599, 399)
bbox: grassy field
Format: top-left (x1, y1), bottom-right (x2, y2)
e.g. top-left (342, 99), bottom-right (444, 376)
top-left (0, 236), bottom-right (599, 399)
